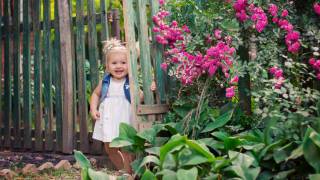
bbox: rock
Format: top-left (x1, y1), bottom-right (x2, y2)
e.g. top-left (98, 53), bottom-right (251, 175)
top-left (54, 160), bottom-right (72, 170)
top-left (0, 169), bottom-right (17, 179)
top-left (72, 162), bottom-right (81, 169)
top-left (89, 158), bottom-right (97, 167)
top-left (22, 163), bottom-right (38, 175)
top-left (35, 156), bottom-right (44, 161)
top-left (38, 162), bottom-right (54, 171)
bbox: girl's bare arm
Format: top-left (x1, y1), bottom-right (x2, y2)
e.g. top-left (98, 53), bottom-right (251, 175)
top-left (90, 80), bottom-right (102, 120)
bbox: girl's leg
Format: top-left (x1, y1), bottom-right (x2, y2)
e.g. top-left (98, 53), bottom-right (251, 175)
top-left (104, 143), bottom-right (124, 170)
top-left (120, 151), bottom-right (134, 174)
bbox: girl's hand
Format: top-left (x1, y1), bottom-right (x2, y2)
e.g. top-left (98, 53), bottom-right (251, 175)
top-left (90, 109), bottom-right (100, 120)
top-left (150, 81), bottom-right (157, 91)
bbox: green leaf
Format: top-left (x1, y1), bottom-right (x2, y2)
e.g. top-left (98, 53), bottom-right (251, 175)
top-left (310, 131), bottom-right (320, 148)
top-left (145, 147), bottom-right (160, 156)
top-left (137, 128), bottom-right (156, 145)
top-left (202, 109), bottom-right (234, 133)
top-left (74, 150), bottom-right (91, 169)
top-left (163, 153), bottom-right (177, 170)
top-left (228, 151), bottom-right (255, 168)
top-left (229, 165), bottom-right (260, 180)
top-left (286, 145), bottom-right (303, 161)
top-left (110, 137), bottom-right (133, 148)
top-left (178, 148), bottom-right (208, 166)
top-left (177, 167), bottom-right (198, 180)
top-left (141, 169), bottom-right (157, 180)
top-left (224, 137), bottom-right (242, 151)
top-left (309, 174), bottom-right (320, 180)
top-left (273, 169), bottom-right (295, 180)
top-left (137, 155), bottom-right (160, 173)
top-left (156, 169), bottom-right (177, 180)
top-left (119, 123), bottom-right (137, 139)
top-left (160, 134), bottom-right (186, 165)
top-left (186, 139), bottom-right (215, 161)
top-left (81, 168), bottom-right (90, 180)
top-left (303, 127), bottom-right (320, 173)
top-left (88, 168), bottom-right (110, 180)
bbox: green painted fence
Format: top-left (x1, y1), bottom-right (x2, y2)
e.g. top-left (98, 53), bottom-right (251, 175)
top-left (0, 0), bottom-right (167, 154)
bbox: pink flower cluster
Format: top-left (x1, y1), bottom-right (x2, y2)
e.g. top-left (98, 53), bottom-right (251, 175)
top-left (309, 58), bottom-right (320, 80)
top-left (269, 66), bottom-right (285, 88)
top-left (152, 11), bottom-right (186, 45)
top-left (268, 4), bottom-right (300, 53)
top-left (233, 0), bottom-right (268, 32)
top-left (249, 5), bottom-right (268, 33)
top-left (314, 3), bottom-right (320, 15)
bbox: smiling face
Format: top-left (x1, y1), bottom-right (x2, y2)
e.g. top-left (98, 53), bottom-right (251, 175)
top-left (106, 51), bottom-right (128, 80)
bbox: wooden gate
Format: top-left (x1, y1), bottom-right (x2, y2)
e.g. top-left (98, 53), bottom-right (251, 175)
top-left (0, 0), bottom-right (167, 154)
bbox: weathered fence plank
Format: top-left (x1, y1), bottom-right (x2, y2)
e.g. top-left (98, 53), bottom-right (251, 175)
top-left (32, 0), bottom-right (43, 152)
top-left (88, 0), bottom-right (102, 154)
top-left (54, 0), bottom-right (63, 152)
top-left (150, 0), bottom-right (166, 104)
top-left (57, 0), bottom-right (74, 154)
top-left (43, 0), bottom-right (54, 151)
top-left (12, 0), bottom-right (21, 149)
top-left (3, 0), bottom-right (12, 148)
top-left (76, 0), bottom-right (89, 153)
top-left (111, 9), bottom-right (120, 39)
top-left (0, 0), bottom-right (2, 148)
top-left (23, 0), bottom-right (32, 150)
top-left (123, 0), bottom-right (140, 129)
top-left (100, 0), bottom-right (109, 40)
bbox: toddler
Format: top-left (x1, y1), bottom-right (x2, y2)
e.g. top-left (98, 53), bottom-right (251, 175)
top-left (90, 39), bottom-right (156, 174)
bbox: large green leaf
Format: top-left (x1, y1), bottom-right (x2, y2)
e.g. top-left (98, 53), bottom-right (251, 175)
top-left (119, 123), bottom-right (137, 139)
top-left (88, 168), bottom-right (110, 180)
top-left (303, 127), bottom-right (320, 173)
top-left (186, 139), bottom-right (215, 161)
top-left (286, 145), bottom-right (303, 161)
top-left (178, 148), bottom-right (208, 166)
top-left (156, 169), bottom-right (177, 180)
top-left (229, 165), bottom-right (260, 180)
top-left (137, 155), bottom-right (160, 173)
top-left (310, 131), bottom-right (320, 148)
top-left (160, 134), bottom-right (186, 165)
top-left (74, 150), bottom-right (91, 169)
top-left (309, 174), bottom-right (320, 180)
top-left (110, 137), bottom-right (133, 148)
top-left (273, 169), bottom-right (295, 180)
top-left (145, 147), bottom-right (160, 156)
top-left (202, 109), bottom-right (234, 133)
top-left (163, 153), bottom-right (177, 170)
top-left (137, 128), bottom-right (156, 145)
top-left (228, 151), bottom-right (255, 168)
top-left (141, 169), bottom-right (157, 180)
top-left (177, 167), bottom-right (198, 180)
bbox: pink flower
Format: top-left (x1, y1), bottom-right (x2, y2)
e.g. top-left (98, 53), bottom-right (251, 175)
top-left (160, 63), bottom-right (168, 71)
top-left (268, 4), bottom-right (278, 16)
top-left (236, 10), bottom-right (248, 22)
top-left (314, 3), bottom-right (320, 15)
top-left (281, 9), bottom-right (288, 17)
top-left (272, 17), bottom-right (279, 23)
top-left (309, 58), bottom-right (316, 65)
top-left (214, 29), bottom-right (222, 39)
top-left (274, 69), bottom-right (283, 78)
top-left (288, 41), bottom-right (300, 53)
top-left (182, 25), bottom-right (191, 33)
top-left (226, 86), bottom-right (236, 98)
top-left (230, 76), bottom-right (239, 84)
top-left (159, 0), bottom-right (165, 5)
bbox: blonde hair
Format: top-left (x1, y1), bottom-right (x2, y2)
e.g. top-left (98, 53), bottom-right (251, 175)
top-left (102, 38), bottom-right (127, 62)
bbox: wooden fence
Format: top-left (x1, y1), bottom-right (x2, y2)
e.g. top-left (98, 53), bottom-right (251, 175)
top-left (0, 0), bottom-right (167, 154)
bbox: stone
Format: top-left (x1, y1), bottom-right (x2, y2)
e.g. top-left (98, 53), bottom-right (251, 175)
top-left (38, 162), bottom-right (54, 171)
top-left (54, 160), bottom-right (72, 170)
top-left (22, 163), bottom-right (38, 175)
top-left (72, 162), bottom-right (81, 169)
top-left (0, 169), bottom-right (17, 179)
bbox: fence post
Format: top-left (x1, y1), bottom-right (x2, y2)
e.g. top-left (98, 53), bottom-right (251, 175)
top-left (57, 0), bottom-right (74, 154)
top-left (111, 9), bottom-right (120, 39)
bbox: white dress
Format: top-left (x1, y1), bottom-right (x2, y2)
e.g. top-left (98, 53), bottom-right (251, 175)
top-left (92, 78), bottom-right (132, 142)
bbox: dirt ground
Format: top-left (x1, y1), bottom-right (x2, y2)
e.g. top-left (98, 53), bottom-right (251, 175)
top-left (0, 150), bottom-right (117, 179)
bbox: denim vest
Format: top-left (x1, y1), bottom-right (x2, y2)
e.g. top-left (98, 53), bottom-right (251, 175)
top-left (100, 74), bottom-right (131, 103)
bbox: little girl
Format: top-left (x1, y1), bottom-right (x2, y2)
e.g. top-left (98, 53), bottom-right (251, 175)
top-left (90, 39), bottom-right (155, 174)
